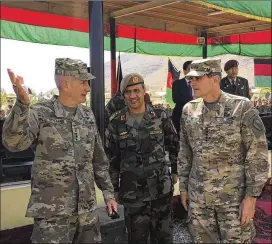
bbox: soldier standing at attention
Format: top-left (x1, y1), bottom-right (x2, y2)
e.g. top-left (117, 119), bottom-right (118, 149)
top-left (220, 59), bottom-right (251, 99)
top-left (178, 58), bottom-right (268, 243)
top-left (2, 58), bottom-right (117, 244)
top-left (105, 73), bottom-right (179, 244)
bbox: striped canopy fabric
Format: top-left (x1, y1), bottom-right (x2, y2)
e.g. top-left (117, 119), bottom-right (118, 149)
top-left (254, 59), bottom-right (271, 87)
top-left (0, 6), bottom-right (271, 58)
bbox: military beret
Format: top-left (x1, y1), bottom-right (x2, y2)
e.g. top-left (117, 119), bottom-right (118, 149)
top-left (224, 60), bottom-right (239, 72)
top-left (120, 73), bottom-right (144, 94)
top-left (186, 58), bottom-right (221, 78)
top-left (55, 58), bottom-right (95, 80)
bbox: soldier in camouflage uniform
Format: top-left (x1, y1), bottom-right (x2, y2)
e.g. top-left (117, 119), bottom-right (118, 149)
top-left (178, 58), bottom-right (269, 243)
top-left (3, 58), bottom-right (117, 243)
top-left (105, 73), bottom-right (179, 244)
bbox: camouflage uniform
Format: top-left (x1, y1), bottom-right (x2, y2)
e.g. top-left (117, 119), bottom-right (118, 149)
top-left (105, 92), bottom-right (153, 129)
top-left (178, 59), bottom-right (269, 243)
top-left (105, 73), bottom-right (179, 244)
top-left (105, 91), bottom-right (126, 129)
top-left (2, 58), bottom-right (114, 244)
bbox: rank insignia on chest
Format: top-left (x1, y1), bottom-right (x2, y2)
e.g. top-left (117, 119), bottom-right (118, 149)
top-left (150, 111), bottom-right (156, 119)
top-left (121, 114), bottom-right (126, 121)
top-left (119, 131), bottom-right (128, 136)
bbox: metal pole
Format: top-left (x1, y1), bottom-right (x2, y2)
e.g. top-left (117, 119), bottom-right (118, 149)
top-left (88, 1), bottom-right (105, 144)
top-left (201, 30), bottom-right (207, 59)
top-left (110, 17), bottom-right (117, 96)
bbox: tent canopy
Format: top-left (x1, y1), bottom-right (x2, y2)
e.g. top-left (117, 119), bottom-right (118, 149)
top-left (1, 1), bottom-right (271, 57)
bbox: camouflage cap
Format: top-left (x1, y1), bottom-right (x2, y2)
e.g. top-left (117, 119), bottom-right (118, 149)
top-left (120, 73), bottom-right (144, 94)
top-left (185, 58), bottom-right (221, 78)
top-left (55, 58), bottom-right (95, 80)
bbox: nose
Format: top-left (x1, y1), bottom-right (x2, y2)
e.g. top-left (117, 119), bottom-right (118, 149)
top-left (190, 78), bottom-right (197, 86)
top-left (129, 92), bottom-right (137, 99)
top-left (85, 82), bottom-right (91, 92)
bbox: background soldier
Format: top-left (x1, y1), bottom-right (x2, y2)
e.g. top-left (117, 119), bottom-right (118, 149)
top-left (178, 58), bottom-right (268, 243)
top-left (220, 59), bottom-right (251, 99)
top-left (105, 73), bottom-right (179, 244)
top-left (172, 60), bottom-right (193, 135)
top-left (2, 58), bottom-right (117, 243)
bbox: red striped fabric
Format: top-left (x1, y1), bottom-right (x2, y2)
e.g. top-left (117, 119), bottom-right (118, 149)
top-left (1, 6), bottom-right (271, 45)
top-left (240, 30), bottom-right (271, 44)
top-left (207, 35), bottom-right (239, 44)
top-left (0, 6), bottom-right (89, 32)
top-left (254, 64), bottom-right (272, 76)
top-left (136, 27), bottom-right (198, 45)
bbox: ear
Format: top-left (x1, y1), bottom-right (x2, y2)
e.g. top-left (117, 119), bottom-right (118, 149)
top-left (61, 79), bottom-right (69, 91)
top-left (213, 75), bottom-right (220, 85)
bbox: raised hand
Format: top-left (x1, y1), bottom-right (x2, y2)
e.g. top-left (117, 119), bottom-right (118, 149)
top-left (7, 69), bottom-right (30, 105)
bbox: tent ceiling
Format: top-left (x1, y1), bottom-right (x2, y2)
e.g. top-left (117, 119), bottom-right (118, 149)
top-left (1, 1), bottom-right (270, 37)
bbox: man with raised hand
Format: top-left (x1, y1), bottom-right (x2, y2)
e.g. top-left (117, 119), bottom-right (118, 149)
top-left (3, 58), bottom-right (117, 243)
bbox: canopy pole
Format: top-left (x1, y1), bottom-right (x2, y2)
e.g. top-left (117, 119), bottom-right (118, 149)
top-left (89, 1), bottom-right (105, 144)
top-left (110, 17), bottom-right (117, 96)
top-left (201, 30), bottom-right (208, 59)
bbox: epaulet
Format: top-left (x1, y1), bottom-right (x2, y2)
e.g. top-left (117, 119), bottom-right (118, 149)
top-left (109, 109), bottom-right (123, 122)
top-left (221, 91), bottom-right (247, 101)
top-left (153, 107), bottom-right (165, 116)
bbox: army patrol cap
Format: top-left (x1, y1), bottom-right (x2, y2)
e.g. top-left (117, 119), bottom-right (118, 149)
top-left (185, 58), bottom-right (221, 78)
top-left (55, 58), bottom-right (95, 80)
top-left (120, 73), bottom-right (144, 94)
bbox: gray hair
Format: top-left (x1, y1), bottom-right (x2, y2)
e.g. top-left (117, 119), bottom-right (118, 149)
top-left (208, 72), bottom-right (222, 80)
top-left (54, 75), bottom-right (74, 89)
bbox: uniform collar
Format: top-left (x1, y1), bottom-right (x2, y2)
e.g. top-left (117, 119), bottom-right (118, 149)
top-left (52, 95), bottom-right (87, 119)
top-left (199, 91), bottom-right (226, 115)
top-left (124, 104), bottom-right (157, 127)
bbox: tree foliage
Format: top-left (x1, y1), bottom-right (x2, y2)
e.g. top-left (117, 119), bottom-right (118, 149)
top-left (1, 89), bottom-right (7, 107)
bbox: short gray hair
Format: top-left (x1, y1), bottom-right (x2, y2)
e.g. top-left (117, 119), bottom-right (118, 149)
top-left (54, 75), bottom-right (74, 89)
top-left (208, 72), bottom-right (222, 80)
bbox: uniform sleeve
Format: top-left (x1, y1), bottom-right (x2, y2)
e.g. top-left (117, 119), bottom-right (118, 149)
top-left (241, 101), bottom-right (269, 197)
top-left (220, 78), bottom-right (225, 90)
top-left (245, 79), bottom-right (251, 100)
top-left (163, 114), bottom-right (179, 174)
top-left (178, 110), bottom-right (193, 192)
top-left (2, 99), bottom-right (39, 152)
top-left (104, 122), bottom-right (121, 192)
top-left (92, 128), bottom-right (115, 201)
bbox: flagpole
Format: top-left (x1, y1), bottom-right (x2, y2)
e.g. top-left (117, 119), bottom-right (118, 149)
top-left (110, 17), bottom-right (117, 97)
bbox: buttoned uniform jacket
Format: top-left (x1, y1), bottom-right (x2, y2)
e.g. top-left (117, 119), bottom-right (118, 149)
top-left (220, 76), bottom-right (251, 99)
top-left (105, 104), bottom-right (179, 203)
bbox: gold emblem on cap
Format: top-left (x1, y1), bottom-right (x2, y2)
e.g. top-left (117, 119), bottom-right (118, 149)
top-left (132, 76), bottom-right (139, 83)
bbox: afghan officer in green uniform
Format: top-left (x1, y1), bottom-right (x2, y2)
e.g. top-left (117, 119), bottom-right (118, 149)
top-left (105, 73), bottom-right (179, 244)
top-left (178, 58), bottom-right (269, 243)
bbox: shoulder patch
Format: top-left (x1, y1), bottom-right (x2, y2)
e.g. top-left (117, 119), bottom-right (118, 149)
top-left (109, 109), bottom-right (123, 122)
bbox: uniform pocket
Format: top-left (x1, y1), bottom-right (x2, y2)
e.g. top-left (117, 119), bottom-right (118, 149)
top-left (241, 219), bottom-right (256, 240)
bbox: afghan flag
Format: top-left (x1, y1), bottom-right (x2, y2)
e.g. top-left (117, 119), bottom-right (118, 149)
top-left (117, 54), bottom-right (123, 92)
top-left (254, 59), bottom-right (271, 87)
top-left (166, 59), bottom-right (180, 108)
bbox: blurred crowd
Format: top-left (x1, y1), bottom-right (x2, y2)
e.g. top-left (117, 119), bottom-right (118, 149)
top-left (0, 105), bottom-right (13, 120)
top-left (253, 99), bottom-right (272, 115)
